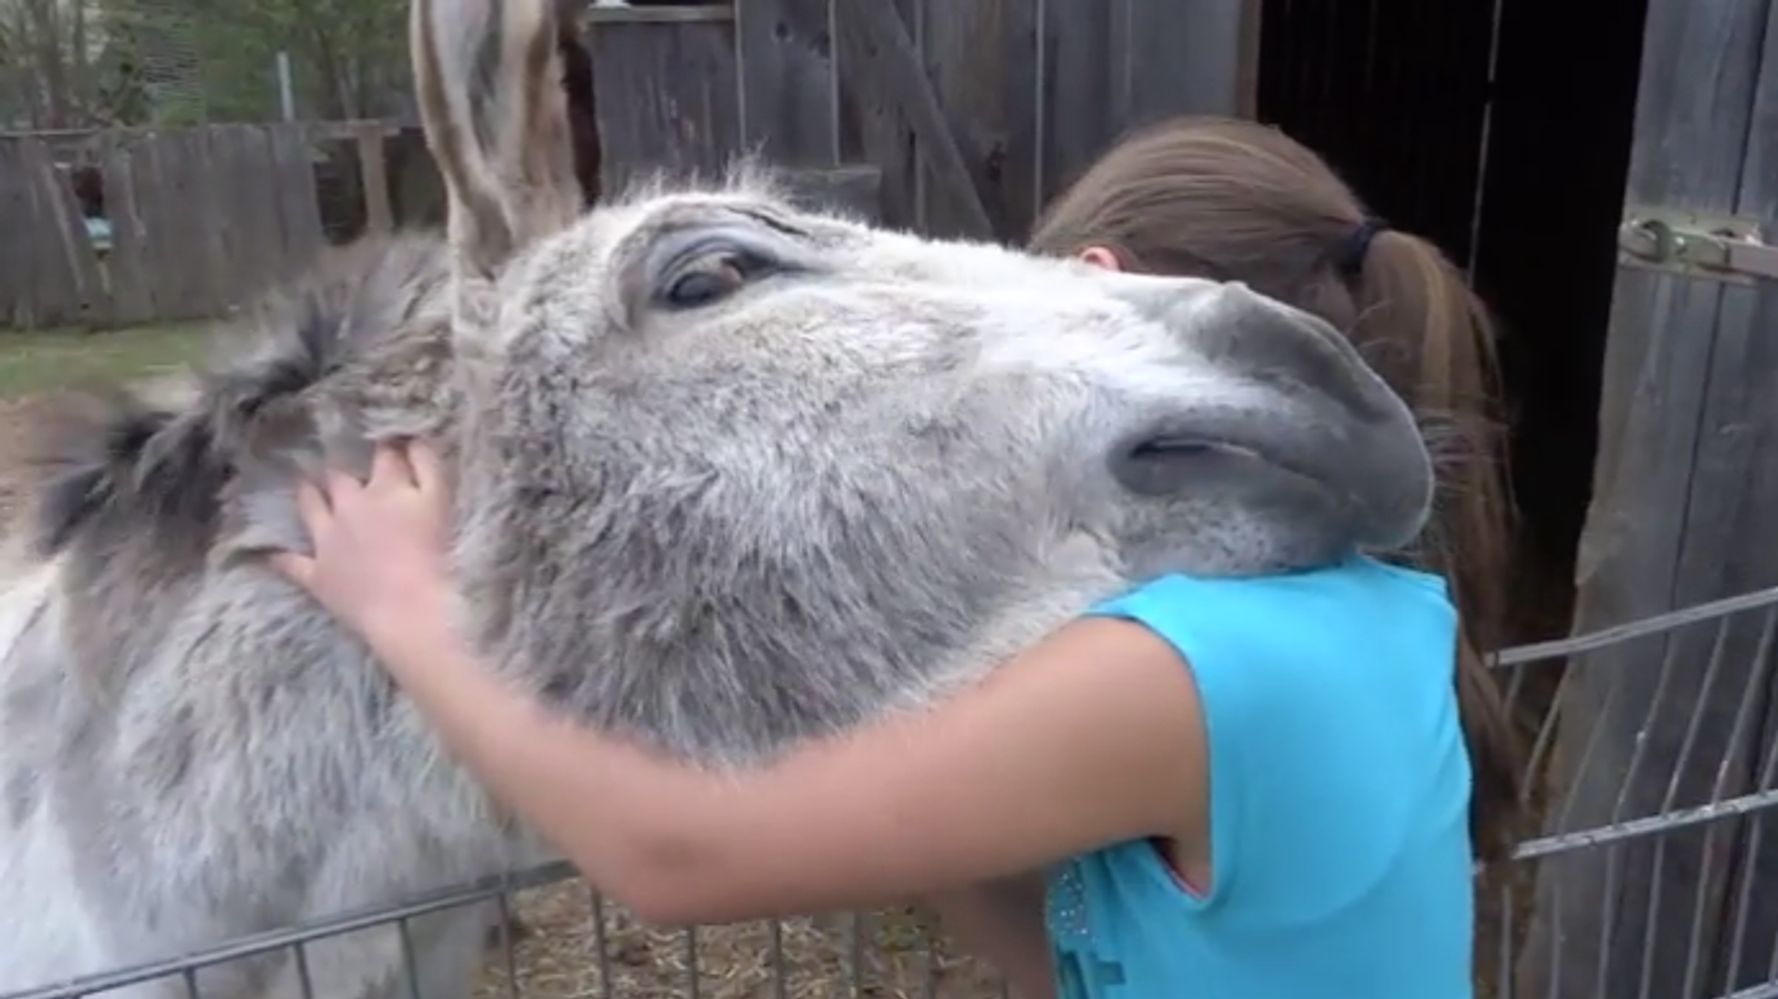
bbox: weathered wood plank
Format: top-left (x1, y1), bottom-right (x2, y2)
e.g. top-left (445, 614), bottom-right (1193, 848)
top-left (835, 0), bottom-right (921, 228)
top-left (2, 120), bottom-right (403, 143)
top-left (16, 140), bottom-right (79, 327)
top-left (355, 123), bottom-right (394, 235)
top-left (584, 4), bottom-right (734, 24)
top-left (735, 0), bottom-right (837, 165)
top-left (205, 125), bottom-right (263, 315)
top-left (154, 131), bottom-right (209, 321)
top-left (187, 127), bottom-right (235, 317)
top-left (125, 134), bottom-right (177, 321)
top-left (832, 0), bottom-right (992, 240)
top-left (1037, 0), bottom-right (1112, 204)
top-left (1685, 16), bottom-right (1778, 994)
top-left (1235, 0), bottom-right (1262, 119)
top-left (99, 134), bottom-right (154, 326)
top-left (221, 125), bottom-right (284, 303)
top-left (918, 0), bottom-right (1040, 241)
top-left (29, 138), bottom-right (108, 327)
top-left (778, 164), bottom-right (881, 220)
top-left (269, 124), bottom-right (327, 276)
top-left (1518, 1), bottom-right (1778, 996)
top-left (1122, 0), bottom-right (1247, 127)
top-left (587, 19), bottom-right (743, 191)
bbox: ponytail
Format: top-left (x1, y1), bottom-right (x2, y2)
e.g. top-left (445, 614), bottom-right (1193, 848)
top-left (1358, 230), bottom-right (1525, 862)
top-left (1031, 114), bottom-right (1528, 863)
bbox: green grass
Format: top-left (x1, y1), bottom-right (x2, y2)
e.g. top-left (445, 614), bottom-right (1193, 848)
top-left (0, 323), bottom-right (213, 400)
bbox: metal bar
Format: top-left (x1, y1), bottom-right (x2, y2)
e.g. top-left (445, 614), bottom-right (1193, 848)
top-left (1692, 611), bottom-right (1778, 996)
top-left (1515, 786), bottom-right (1778, 861)
top-left (1497, 881), bottom-right (1514, 999)
top-left (1617, 208), bottom-right (1778, 284)
top-left (591, 890), bottom-right (613, 999)
top-left (292, 943), bottom-right (316, 999)
top-left (1544, 877), bottom-right (1562, 999)
top-left (1593, 616), bottom-right (1690, 996)
top-left (770, 919), bottom-right (788, 999)
top-left (1725, 714), bottom-right (1778, 988)
top-left (1640, 616), bottom-right (1737, 997)
top-left (0, 863), bottom-right (575, 999)
top-left (494, 893), bottom-right (521, 999)
top-left (849, 912), bottom-right (866, 994)
top-left (1682, 818), bottom-right (1731, 998)
top-left (397, 919), bottom-right (423, 999)
top-left (685, 926), bottom-right (702, 999)
top-left (1549, 648), bottom-right (1633, 836)
top-left (1493, 583), bottom-right (1778, 667)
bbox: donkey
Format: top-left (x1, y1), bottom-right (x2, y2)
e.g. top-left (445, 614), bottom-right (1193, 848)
top-left (0, 0), bottom-right (1434, 996)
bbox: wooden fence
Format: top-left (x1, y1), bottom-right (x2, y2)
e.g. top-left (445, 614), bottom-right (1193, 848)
top-left (0, 0), bottom-right (1254, 331)
top-left (0, 122), bottom-right (390, 330)
top-left (584, 0), bottom-right (1253, 241)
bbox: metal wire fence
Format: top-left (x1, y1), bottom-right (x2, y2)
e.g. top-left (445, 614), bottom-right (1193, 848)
top-left (9, 585), bottom-right (1778, 999)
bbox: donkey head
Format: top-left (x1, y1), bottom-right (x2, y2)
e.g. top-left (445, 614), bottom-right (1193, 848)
top-left (400, 0), bottom-right (1435, 761)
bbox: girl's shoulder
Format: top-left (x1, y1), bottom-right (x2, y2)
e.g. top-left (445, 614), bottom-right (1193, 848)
top-left (1095, 554), bottom-right (1455, 657)
top-left (1081, 554), bottom-right (1469, 927)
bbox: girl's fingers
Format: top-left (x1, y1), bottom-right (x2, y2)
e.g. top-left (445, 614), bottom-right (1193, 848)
top-left (266, 551), bottom-right (316, 588)
top-left (408, 438), bottom-right (446, 498)
top-left (371, 438), bottom-right (418, 491)
top-left (324, 468), bottom-right (364, 506)
top-left (293, 479), bottom-right (333, 534)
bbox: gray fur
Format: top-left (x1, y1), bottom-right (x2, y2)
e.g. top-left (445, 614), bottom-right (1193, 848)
top-left (0, 0), bottom-right (1433, 995)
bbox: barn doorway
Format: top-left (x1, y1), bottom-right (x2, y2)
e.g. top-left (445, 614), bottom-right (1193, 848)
top-left (1254, 0), bottom-right (1651, 645)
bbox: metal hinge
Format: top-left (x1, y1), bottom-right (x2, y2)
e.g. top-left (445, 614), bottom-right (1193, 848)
top-left (1618, 207), bottom-right (1778, 285)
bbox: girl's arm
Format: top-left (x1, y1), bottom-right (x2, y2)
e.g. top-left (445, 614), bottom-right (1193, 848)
top-left (271, 440), bottom-right (1209, 927)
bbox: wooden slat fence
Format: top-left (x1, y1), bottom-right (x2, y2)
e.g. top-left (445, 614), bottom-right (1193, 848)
top-left (0, 124), bottom-right (329, 329)
top-left (1, 1), bottom-right (1253, 331)
top-left (582, 0), bottom-right (1251, 240)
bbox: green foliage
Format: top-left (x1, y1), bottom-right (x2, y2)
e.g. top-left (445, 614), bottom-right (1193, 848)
top-left (97, 0), bottom-right (410, 124)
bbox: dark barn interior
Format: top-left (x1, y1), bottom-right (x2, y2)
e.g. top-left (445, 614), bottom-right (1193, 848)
top-left (1256, 0), bottom-right (1651, 644)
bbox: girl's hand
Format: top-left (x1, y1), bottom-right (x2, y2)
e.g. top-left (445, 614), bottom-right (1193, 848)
top-left (269, 438), bottom-right (459, 660)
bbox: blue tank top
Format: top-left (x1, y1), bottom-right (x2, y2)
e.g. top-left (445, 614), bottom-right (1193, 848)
top-left (1045, 555), bottom-right (1474, 997)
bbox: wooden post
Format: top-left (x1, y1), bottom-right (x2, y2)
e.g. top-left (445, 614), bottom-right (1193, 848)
top-left (355, 123), bottom-right (394, 235)
top-left (1517, 2), bottom-right (1778, 996)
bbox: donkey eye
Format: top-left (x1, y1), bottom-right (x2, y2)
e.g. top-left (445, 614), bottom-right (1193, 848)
top-left (663, 254), bottom-right (749, 309)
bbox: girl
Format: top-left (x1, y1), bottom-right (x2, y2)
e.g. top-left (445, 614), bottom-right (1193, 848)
top-left (1028, 116), bottom-right (1523, 865)
top-left (271, 117), bottom-right (1516, 997)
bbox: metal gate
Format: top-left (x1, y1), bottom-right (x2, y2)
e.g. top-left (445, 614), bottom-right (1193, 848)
top-left (11, 583), bottom-right (1778, 999)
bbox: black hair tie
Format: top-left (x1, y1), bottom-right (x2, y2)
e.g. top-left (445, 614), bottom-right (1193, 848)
top-left (1335, 217), bottom-right (1390, 276)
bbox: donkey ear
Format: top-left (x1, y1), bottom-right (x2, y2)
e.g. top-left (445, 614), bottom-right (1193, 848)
top-left (411, 0), bottom-right (582, 281)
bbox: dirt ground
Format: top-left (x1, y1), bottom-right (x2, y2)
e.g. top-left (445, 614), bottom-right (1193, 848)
top-left (473, 885), bottom-right (1006, 998)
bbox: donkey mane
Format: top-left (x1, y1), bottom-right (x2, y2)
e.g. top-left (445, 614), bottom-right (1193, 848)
top-left (28, 236), bottom-right (452, 566)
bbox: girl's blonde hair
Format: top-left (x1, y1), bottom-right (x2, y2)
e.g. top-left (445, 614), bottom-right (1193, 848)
top-left (1031, 115), bottom-right (1523, 861)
